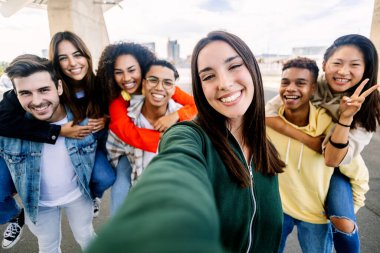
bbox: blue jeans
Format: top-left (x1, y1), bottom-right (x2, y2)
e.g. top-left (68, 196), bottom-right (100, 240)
top-left (110, 156), bottom-right (132, 216)
top-left (326, 169), bottom-right (359, 253)
top-left (0, 156), bottom-right (20, 224)
top-left (25, 194), bottom-right (95, 253)
top-left (0, 146), bottom-right (116, 224)
top-left (90, 148), bottom-right (116, 199)
top-left (279, 213), bottom-right (333, 253)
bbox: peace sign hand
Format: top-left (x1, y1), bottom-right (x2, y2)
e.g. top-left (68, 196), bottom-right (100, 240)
top-left (338, 78), bottom-right (380, 121)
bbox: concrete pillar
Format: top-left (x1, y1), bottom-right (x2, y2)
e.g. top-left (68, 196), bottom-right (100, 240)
top-left (47, 0), bottom-right (109, 69)
top-left (370, 0), bottom-right (380, 81)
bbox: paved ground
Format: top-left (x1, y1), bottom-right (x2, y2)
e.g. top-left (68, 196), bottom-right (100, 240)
top-left (1, 84), bottom-right (379, 252)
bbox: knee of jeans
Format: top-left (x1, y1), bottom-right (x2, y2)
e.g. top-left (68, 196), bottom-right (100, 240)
top-left (92, 162), bottom-right (116, 184)
top-left (74, 228), bottom-right (96, 250)
top-left (330, 216), bottom-right (357, 234)
top-left (106, 169), bottom-right (117, 185)
top-left (37, 235), bottom-right (61, 253)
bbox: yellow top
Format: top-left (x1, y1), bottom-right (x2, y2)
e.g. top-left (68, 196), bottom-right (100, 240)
top-left (267, 102), bottom-right (368, 223)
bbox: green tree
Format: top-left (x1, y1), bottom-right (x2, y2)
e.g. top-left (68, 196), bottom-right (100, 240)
top-left (0, 61), bottom-right (9, 76)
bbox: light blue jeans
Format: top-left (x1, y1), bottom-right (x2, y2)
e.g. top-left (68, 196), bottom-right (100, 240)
top-left (24, 195), bottom-right (95, 253)
top-left (326, 169), bottom-right (359, 253)
top-left (279, 213), bottom-right (333, 253)
top-left (110, 156), bottom-right (132, 216)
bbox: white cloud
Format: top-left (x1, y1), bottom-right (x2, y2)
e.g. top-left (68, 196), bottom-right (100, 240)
top-left (0, 0), bottom-right (375, 62)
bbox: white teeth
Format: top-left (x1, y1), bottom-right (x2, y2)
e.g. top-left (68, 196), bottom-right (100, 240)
top-left (152, 94), bottom-right (164, 99)
top-left (285, 95), bottom-right (299, 99)
top-left (335, 78), bottom-right (349, 83)
top-left (70, 68), bottom-right (81, 74)
top-left (32, 105), bottom-right (48, 111)
top-left (220, 92), bottom-right (241, 103)
top-left (125, 82), bottom-right (136, 89)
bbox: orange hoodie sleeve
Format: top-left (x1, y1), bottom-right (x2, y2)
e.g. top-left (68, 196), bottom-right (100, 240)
top-left (109, 88), bottom-right (196, 153)
top-left (109, 95), bottom-right (160, 153)
top-left (172, 86), bottom-right (197, 121)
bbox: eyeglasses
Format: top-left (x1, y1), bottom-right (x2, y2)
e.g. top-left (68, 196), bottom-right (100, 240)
top-left (145, 77), bottom-right (175, 90)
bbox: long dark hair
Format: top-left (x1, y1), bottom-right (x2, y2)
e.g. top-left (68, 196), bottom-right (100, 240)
top-left (49, 31), bottom-right (107, 123)
top-left (96, 42), bottom-right (157, 102)
top-left (191, 31), bottom-right (284, 187)
top-left (324, 34), bottom-right (380, 132)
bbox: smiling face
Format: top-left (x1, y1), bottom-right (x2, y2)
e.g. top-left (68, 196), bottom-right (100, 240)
top-left (280, 67), bottom-right (315, 113)
top-left (113, 54), bottom-right (142, 94)
top-left (57, 40), bottom-right (89, 81)
top-left (323, 45), bottom-right (365, 93)
top-left (142, 65), bottom-right (175, 108)
top-left (14, 71), bottom-right (65, 122)
top-left (197, 40), bottom-right (254, 126)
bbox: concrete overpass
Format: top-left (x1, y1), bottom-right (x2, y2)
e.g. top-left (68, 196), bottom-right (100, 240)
top-left (0, 0), bottom-right (122, 67)
top-left (0, 0), bottom-right (380, 79)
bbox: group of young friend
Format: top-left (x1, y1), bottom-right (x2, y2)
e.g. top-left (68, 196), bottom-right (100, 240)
top-left (0, 31), bottom-right (196, 252)
top-left (0, 30), bottom-right (378, 253)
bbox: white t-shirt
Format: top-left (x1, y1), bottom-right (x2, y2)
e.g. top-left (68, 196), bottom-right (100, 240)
top-left (39, 116), bottom-right (82, 207)
top-left (138, 113), bottom-right (157, 168)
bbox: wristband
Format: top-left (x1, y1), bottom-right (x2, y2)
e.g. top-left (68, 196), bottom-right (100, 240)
top-left (329, 136), bottom-right (349, 149)
top-left (337, 121), bottom-right (351, 128)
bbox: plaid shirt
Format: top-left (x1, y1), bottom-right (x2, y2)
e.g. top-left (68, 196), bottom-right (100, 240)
top-left (106, 95), bottom-right (182, 185)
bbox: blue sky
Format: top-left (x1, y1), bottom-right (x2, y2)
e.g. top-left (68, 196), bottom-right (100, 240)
top-left (0, 0), bottom-right (375, 62)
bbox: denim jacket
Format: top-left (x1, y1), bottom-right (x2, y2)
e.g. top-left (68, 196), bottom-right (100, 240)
top-left (0, 107), bottom-right (96, 223)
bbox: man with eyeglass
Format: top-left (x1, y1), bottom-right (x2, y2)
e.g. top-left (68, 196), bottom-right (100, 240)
top-left (106, 59), bottom-right (183, 213)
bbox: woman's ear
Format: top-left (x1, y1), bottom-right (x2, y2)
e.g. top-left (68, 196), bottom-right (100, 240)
top-left (322, 61), bottom-right (326, 72)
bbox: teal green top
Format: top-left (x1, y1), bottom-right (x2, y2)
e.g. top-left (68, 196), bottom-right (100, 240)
top-left (86, 121), bottom-right (283, 253)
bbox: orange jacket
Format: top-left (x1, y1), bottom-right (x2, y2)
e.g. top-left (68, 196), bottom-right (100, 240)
top-left (109, 86), bottom-right (197, 153)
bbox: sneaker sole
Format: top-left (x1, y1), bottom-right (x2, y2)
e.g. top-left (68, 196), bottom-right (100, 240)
top-left (2, 228), bottom-right (23, 249)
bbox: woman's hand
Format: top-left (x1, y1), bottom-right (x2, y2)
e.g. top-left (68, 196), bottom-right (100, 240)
top-left (338, 79), bottom-right (380, 124)
top-left (153, 112), bottom-right (179, 132)
top-left (326, 79), bottom-right (379, 167)
top-left (88, 116), bottom-right (109, 133)
top-left (60, 121), bottom-right (93, 139)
